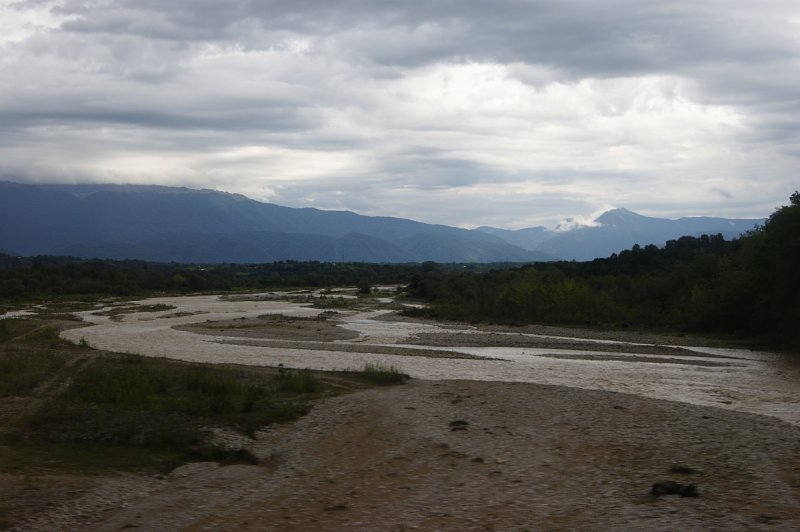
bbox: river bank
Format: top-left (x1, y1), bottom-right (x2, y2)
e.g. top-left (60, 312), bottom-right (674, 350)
top-left (13, 379), bottom-right (800, 530)
top-left (59, 292), bottom-right (800, 425)
top-left (5, 288), bottom-right (800, 530)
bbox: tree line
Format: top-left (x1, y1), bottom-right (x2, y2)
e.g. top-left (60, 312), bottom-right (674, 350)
top-left (405, 193), bottom-right (799, 349)
top-left (0, 258), bottom-right (421, 298)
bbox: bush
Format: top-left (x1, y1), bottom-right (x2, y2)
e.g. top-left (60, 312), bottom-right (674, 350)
top-left (274, 367), bottom-right (321, 394)
top-left (356, 362), bottom-right (409, 385)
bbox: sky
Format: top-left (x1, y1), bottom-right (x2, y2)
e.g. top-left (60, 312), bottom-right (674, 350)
top-left (1, 1), bottom-right (798, 229)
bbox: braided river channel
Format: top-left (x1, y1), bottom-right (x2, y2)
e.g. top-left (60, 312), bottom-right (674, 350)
top-left (60, 290), bottom-right (800, 426)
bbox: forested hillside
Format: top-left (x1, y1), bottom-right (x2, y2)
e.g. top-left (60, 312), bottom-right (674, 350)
top-left (406, 193), bottom-right (800, 349)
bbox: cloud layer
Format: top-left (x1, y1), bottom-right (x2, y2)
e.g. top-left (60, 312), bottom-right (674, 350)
top-left (1, 0), bottom-right (798, 227)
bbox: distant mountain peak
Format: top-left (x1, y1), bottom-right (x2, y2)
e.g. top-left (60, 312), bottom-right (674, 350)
top-left (594, 207), bottom-right (649, 226)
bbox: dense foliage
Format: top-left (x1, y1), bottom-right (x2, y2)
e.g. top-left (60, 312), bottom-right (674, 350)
top-left (0, 258), bottom-right (423, 297)
top-left (406, 194), bottom-right (799, 349)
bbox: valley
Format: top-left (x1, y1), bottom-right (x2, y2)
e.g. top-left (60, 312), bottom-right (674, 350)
top-left (60, 289), bottom-right (800, 425)
top-left (3, 289), bottom-right (800, 529)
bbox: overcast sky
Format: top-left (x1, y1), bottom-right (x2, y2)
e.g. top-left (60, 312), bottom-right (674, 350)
top-left (1, 1), bottom-right (798, 228)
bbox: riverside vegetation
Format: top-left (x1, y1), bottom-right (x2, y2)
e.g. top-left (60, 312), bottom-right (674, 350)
top-left (0, 315), bottom-right (408, 527)
top-left (405, 192), bottom-right (800, 350)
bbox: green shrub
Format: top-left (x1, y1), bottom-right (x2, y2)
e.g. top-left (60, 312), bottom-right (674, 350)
top-left (274, 367), bottom-right (321, 393)
top-left (23, 355), bottom-right (319, 452)
top-left (356, 362), bottom-right (409, 385)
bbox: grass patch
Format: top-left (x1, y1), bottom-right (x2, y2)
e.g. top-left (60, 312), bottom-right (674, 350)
top-left (353, 362), bottom-right (409, 385)
top-left (0, 348), bottom-right (66, 397)
top-left (311, 296), bottom-right (359, 309)
top-left (0, 317), bottom-right (13, 342)
top-left (274, 365), bottom-right (322, 393)
top-left (21, 354), bottom-right (319, 450)
top-left (32, 312), bottom-right (84, 322)
top-left (0, 319), bottom-right (75, 396)
top-left (0, 318), bottom-right (82, 350)
top-left (0, 317), bottom-right (342, 474)
top-left (92, 303), bottom-right (176, 317)
top-left (41, 299), bottom-right (104, 312)
top-left (0, 314), bottom-right (406, 482)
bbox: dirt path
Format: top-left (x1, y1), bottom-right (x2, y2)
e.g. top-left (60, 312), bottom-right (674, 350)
top-left (16, 380), bottom-right (800, 531)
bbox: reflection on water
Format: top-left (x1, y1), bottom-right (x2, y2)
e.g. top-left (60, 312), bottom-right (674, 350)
top-left (60, 292), bottom-right (800, 426)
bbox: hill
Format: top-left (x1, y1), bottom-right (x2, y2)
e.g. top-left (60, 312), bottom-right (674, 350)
top-left (478, 208), bottom-right (762, 261)
top-left (0, 182), bottom-right (551, 263)
top-left (0, 182), bottom-right (762, 263)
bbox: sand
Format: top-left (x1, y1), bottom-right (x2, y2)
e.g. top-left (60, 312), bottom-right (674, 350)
top-left (14, 380), bottom-right (800, 531)
top-left (13, 292), bottom-right (798, 530)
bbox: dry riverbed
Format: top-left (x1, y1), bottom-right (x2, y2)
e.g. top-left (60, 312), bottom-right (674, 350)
top-left (176, 314), bottom-right (493, 360)
top-left (5, 291), bottom-right (800, 530)
top-left (12, 380), bottom-right (800, 531)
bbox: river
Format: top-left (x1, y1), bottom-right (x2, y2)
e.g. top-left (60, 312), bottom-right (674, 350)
top-left (58, 291), bottom-right (800, 426)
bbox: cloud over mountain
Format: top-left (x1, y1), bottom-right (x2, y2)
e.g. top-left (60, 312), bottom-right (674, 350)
top-left (1, 1), bottom-right (797, 227)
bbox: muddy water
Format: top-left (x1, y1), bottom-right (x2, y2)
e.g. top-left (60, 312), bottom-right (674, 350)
top-left (59, 293), bottom-right (800, 426)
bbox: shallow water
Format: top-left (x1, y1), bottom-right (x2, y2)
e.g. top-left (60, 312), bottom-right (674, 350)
top-left (59, 292), bottom-right (800, 425)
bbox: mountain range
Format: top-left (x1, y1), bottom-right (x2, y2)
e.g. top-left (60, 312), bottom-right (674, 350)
top-left (0, 182), bottom-right (763, 263)
top-left (477, 208), bottom-right (762, 261)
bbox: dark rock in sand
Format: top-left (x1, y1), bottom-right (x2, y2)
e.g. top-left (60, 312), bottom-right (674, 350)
top-left (651, 480), bottom-right (698, 497)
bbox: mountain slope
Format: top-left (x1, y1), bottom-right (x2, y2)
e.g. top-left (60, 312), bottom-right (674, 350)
top-left (59, 231), bottom-right (418, 263)
top-left (395, 233), bottom-right (552, 263)
top-left (534, 208), bottom-right (761, 261)
top-left (0, 182), bottom-right (541, 263)
top-left (0, 182), bottom-right (764, 263)
top-left (474, 226), bottom-right (552, 251)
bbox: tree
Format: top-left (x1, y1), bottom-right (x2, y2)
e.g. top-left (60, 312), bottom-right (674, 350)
top-left (356, 278), bottom-right (372, 295)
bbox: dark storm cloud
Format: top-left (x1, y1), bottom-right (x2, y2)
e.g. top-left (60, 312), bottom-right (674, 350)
top-left (48, 0), bottom-right (799, 128)
top-left (1, 106), bottom-right (318, 133)
top-left (51, 1), bottom-right (792, 74)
